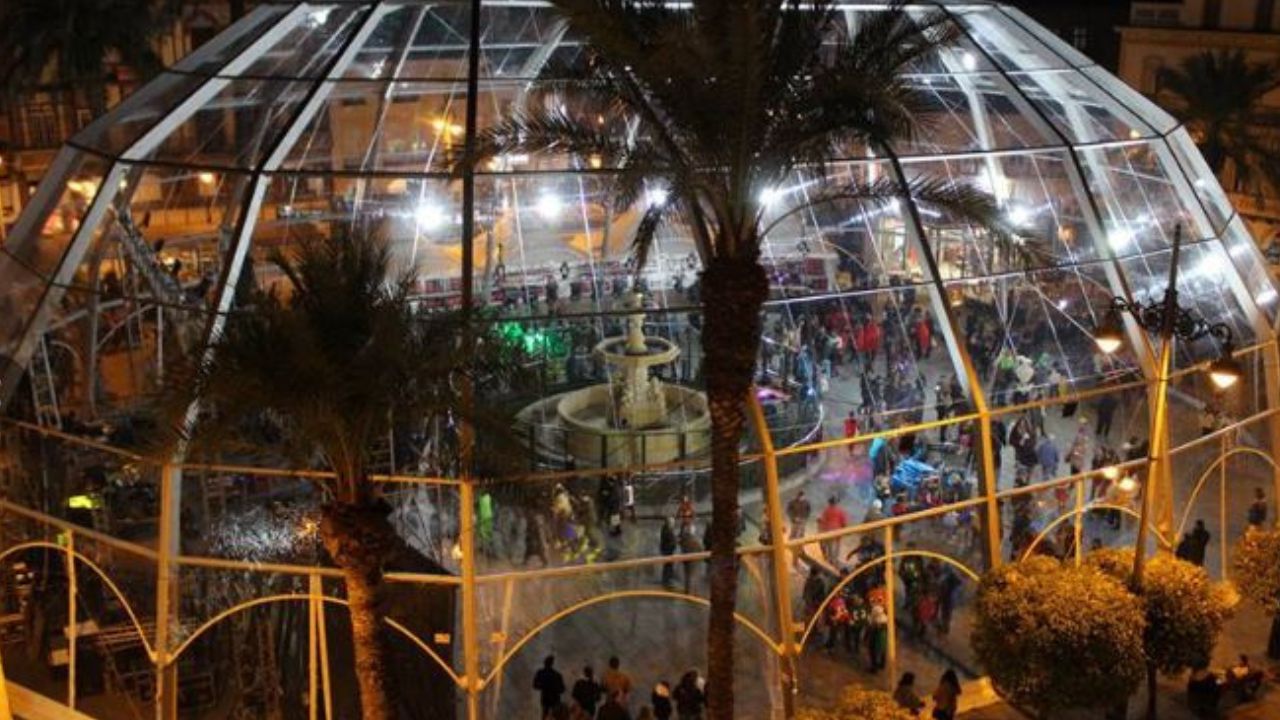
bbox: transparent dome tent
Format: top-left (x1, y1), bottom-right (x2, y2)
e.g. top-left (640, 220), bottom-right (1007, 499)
top-left (0, 2), bottom-right (1277, 718)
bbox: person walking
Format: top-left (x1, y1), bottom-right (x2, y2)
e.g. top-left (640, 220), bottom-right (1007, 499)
top-left (679, 525), bottom-right (702, 594)
top-left (893, 672), bottom-right (926, 716)
top-left (817, 496), bottom-right (849, 564)
top-left (1189, 519), bottom-right (1211, 566)
top-left (843, 411), bottom-right (860, 456)
top-left (602, 657), bottom-right (632, 705)
top-left (659, 517), bottom-right (678, 589)
top-left (534, 656), bottom-right (567, 719)
top-left (672, 671), bottom-right (705, 720)
top-left (868, 602), bottom-right (889, 673)
top-left (931, 669), bottom-right (961, 720)
top-left (1095, 394), bottom-right (1118, 439)
top-left (573, 666), bottom-right (605, 718)
top-left (786, 491), bottom-right (812, 540)
top-left (650, 681), bottom-right (673, 720)
top-left (1036, 433), bottom-right (1060, 482)
top-left (1248, 487), bottom-right (1268, 527)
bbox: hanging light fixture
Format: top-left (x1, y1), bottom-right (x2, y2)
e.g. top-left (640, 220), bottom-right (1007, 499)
top-left (1093, 305), bottom-right (1125, 355)
top-left (1207, 340), bottom-right (1242, 390)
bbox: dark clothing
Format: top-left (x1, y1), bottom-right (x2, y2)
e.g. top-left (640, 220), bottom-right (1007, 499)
top-left (573, 678), bottom-right (604, 715)
top-left (673, 682), bottom-right (705, 719)
top-left (597, 700), bottom-right (632, 720)
top-left (534, 667), bottom-right (566, 711)
top-left (1249, 500), bottom-right (1268, 527)
top-left (651, 692), bottom-right (674, 720)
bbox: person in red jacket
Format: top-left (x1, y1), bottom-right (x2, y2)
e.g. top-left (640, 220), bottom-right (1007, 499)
top-left (914, 314), bottom-right (932, 359)
top-left (817, 496), bottom-right (849, 563)
top-left (843, 411), bottom-right (860, 456)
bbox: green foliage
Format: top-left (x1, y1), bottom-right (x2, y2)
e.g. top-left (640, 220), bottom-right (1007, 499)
top-left (972, 556), bottom-right (1146, 716)
top-left (797, 688), bottom-right (916, 720)
top-left (1157, 49), bottom-right (1280, 193)
top-left (1088, 549), bottom-right (1232, 675)
top-left (171, 233), bottom-right (528, 498)
top-left (1233, 527), bottom-right (1280, 614)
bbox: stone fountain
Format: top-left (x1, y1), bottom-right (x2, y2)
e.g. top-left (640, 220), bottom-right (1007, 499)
top-left (518, 293), bottom-right (710, 468)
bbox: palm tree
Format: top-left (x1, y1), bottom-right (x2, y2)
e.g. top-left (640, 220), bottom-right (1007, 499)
top-left (468, 2), bottom-right (1017, 716)
top-left (173, 234), bottom-right (524, 720)
top-left (0, 0), bottom-right (177, 117)
top-left (1157, 49), bottom-right (1280, 195)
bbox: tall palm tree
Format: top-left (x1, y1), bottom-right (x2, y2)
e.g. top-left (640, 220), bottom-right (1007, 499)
top-left (468, 2), bottom-right (1016, 716)
top-left (1157, 49), bottom-right (1280, 195)
top-left (0, 0), bottom-right (177, 116)
top-left (173, 234), bottom-right (524, 720)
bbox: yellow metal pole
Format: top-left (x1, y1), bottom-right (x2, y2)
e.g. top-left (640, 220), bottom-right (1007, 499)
top-left (1219, 433), bottom-right (1228, 581)
top-left (748, 392), bottom-right (796, 719)
top-left (308, 574), bottom-right (319, 720)
top-left (154, 463), bottom-right (181, 720)
top-left (317, 584), bottom-right (333, 720)
top-left (65, 532), bottom-right (76, 710)
top-left (975, 414), bottom-right (1003, 569)
top-left (883, 526), bottom-right (896, 676)
top-left (460, 481), bottom-right (481, 719)
top-left (0, 624), bottom-right (11, 720)
top-left (1135, 310), bottom-right (1174, 587)
top-left (1074, 479), bottom-right (1085, 567)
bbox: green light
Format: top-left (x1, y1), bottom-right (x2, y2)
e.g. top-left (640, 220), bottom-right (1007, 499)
top-left (67, 494), bottom-right (101, 510)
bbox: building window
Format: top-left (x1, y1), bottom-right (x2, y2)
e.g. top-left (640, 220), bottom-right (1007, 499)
top-left (1071, 27), bottom-right (1088, 50)
top-left (1141, 57), bottom-right (1166, 94)
top-left (23, 106), bottom-right (58, 148)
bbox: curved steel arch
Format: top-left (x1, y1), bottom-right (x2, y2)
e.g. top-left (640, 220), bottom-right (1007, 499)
top-left (480, 589), bottom-right (782, 690)
top-left (1173, 447), bottom-right (1278, 541)
top-left (1018, 503), bottom-right (1170, 562)
top-left (166, 593), bottom-right (462, 685)
top-left (0, 541), bottom-right (155, 659)
top-left (796, 550), bottom-right (980, 652)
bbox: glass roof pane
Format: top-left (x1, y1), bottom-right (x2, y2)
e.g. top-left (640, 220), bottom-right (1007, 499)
top-left (72, 72), bottom-right (209, 157)
top-left (1008, 70), bottom-right (1156, 144)
top-left (945, 264), bottom-right (1144, 407)
top-left (1081, 66), bottom-right (1179, 135)
top-left (238, 5), bottom-right (367, 78)
top-left (2, 153), bottom-right (111, 279)
top-left (772, 162), bottom-right (926, 292)
top-left (900, 8), bottom-right (996, 75)
top-left (132, 78), bottom-right (312, 170)
top-left (1119, 241), bottom-right (1260, 369)
top-left (1221, 216), bottom-right (1280, 327)
top-left (344, 3), bottom-right (472, 81)
top-left (892, 73), bottom-right (1057, 156)
top-left (170, 5), bottom-right (293, 74)
top-left (1165, 129), bottom-right (1235, 234)
top-left (950, 7), bottom-right (1070, 72)
top-left (478, 5), bottom-right (576, 79)
top-left (280, 81), bottom-right (465, 175)
top-left (1076, 141), bottom-right (1213, 256)
top-left (899, 151), bottom-right (1101, 278)
top-left (995, 7), bottom-right (1096, 69)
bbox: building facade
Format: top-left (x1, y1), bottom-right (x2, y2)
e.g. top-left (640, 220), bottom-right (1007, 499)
top-left (1119, 0), bottom-right (1280, 264)
top-left (0, 3), bottom-right (239, 234)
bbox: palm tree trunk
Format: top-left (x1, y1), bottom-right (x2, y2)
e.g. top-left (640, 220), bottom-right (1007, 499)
top-left (320, 502), bottom-right (398, 720)
top-left (699, 256), bottom-right (769, 720)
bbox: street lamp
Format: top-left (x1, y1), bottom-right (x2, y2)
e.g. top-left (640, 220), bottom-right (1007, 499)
top-left (1090, 225), bottom-right (1241, 586)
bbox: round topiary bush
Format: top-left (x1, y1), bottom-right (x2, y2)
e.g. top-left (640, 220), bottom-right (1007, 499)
top-left (796, 687), bottom-right (917, 720)
top-left (972, 555), bottom-right (1146, 719)
top-left (1233, 527), bottom-right (1280, 614)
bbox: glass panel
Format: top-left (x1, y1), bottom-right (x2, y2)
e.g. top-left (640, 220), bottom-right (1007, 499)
top-left (477, 4), bottom-right (577, 80)
top-left (1, 153), bottom-right (110, 279)
top-left (952, 7), bottom-right (1071, 71)
top-left (1081, 66), bottom-right (1180, 135)
top-left (1221, 216), bottom-right (1279, 326)
top-left (282, 81), bottom-right (465, 175)
top-left (1009, 70), bottom-right (1156, 143)
top-left (900, 151), bottom-right (1101, 277)
top-left (72, 73), bottom-right (209, 157)
top-left (1166, 129), bottom-right (1235, 235)
top-left (237, 4), bottom-right (367, 79)
top-left (1076, 141), bottom-right (1213, 256)
top-left (1119, 241), bottom-right (1260, 369)
top-left (946, 264), bottom-right (1145, 407)
top-left (995, 7), bottom-right (1097, 68)
top-left (892, 73), bottom-right (1057, 156)
top-left (129, 78), bottom-right (312, 170)
top-left (171, 5), bottom-right (294, 74)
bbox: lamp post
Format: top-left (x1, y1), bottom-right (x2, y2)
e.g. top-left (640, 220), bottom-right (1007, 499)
top-left (1093, 225), bottom-right (1241, 586)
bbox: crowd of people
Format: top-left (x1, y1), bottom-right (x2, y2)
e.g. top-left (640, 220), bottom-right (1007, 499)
top-left (533, 654), bottom-right (707, 720)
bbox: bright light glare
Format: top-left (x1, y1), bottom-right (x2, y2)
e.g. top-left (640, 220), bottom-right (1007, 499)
top-left (414, 202), bottom-right (447, 230)
top-left (1107, 228), bottom-right (1133, 252)
top-left (1095, 334), bottom-right (1124, 355)
top-left (536, 193), bottom-right (562, 220)
top-left (645, 187), bottom-right (669, 208)
top-left (308, 8), bottom-right (332, 26)
top-left (759, 187), bottom-right (783, 208)
top-left (1007, 204), bottom-right (1032, 227)
top-left (961, 52), bottom-right (978, 71)
top-left (1117, 475), bottom-right (1139, 493)
top-left (198, 172), bottom-right (216, 186)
